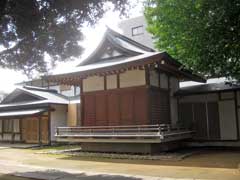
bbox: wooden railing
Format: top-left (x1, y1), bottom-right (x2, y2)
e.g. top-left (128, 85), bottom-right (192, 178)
top-left (55, 124), bottom-right (192, 140)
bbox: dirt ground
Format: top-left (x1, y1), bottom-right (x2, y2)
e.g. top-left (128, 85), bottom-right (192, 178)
top-left (0, 146), bottom-right (240, 180)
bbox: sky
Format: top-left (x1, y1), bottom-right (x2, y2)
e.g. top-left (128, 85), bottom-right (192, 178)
top-left (0, 1), bottom-right (144, 93)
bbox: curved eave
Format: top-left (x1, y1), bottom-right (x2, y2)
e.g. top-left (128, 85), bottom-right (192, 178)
top-left (45, 52), bottom-right (205, 85)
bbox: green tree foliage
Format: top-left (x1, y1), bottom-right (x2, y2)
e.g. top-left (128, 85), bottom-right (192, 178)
top-left (0, 0), bottom-right (129, 76)
top-left (145, 0), bottom-right (240, 79)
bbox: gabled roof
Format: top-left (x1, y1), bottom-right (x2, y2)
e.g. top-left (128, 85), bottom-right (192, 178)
top-left (78, 27), bottom-right (155, 66)
top-left (46, 28), bottom-right (205, 84)
top-left (0, 86), bottom-right (69, 111)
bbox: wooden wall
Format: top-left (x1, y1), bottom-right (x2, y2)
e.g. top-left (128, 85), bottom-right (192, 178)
top-left (82, 87), bottom-right (149, 126)
top-left (150, 88), bottom-right (170, 124)
top-left (22, 116), bottom-right (49, 144)
top-left (80, 68), bottom-right (177, 127)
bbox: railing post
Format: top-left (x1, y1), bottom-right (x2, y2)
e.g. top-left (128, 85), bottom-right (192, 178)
top-left (56, 127), bottom-right (59, 136)
top-left (158, 125), bottom-right (161, 135)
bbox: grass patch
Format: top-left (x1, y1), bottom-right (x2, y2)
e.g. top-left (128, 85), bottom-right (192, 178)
top-left (31, 144), bottom-right (81, 152)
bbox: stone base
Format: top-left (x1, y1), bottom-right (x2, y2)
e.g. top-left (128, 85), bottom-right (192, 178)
top-left (80, 141), bottom-right (184, 154)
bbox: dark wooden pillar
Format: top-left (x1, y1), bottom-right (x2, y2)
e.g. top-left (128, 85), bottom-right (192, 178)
top-left (145, 65), bottom-right (151, 124)
top-left (117, 74), bottom-right (120, 88)
top-left (19, 118), bottom-right (23, 142)
top-left (38, 115), bottom-right (42, 146)
top-left (1, 119), bottom-right (4, 139)
top-left (80, 79), bottom-right (84, 126)
top-left (167, 75), bottom-right (172, 125)
top-left (234, 91), bottom-right (240, 139)
top-left (11, 119), bottom-right (14, 144)
top-left (48, 109), bottom-right (51, 145)
top-left (0, 120), bottom-right (3, 139)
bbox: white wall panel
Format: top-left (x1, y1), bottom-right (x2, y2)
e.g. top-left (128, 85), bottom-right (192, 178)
top-left (120, 69), bottom-right (146, 88)
top-left (219, 100), bottom-right (237, 140)
top-left (83, 76), bottom-right (104, 92)
top-left (50, 105), bottom-right (67, 141)
top-left (107, 74), bottom-right (117, 89)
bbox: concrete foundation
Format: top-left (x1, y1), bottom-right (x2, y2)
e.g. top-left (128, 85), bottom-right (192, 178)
top-left (80, 141), bottom-right (183, 154)
top-left (186, 140), bottom-right (240, 148)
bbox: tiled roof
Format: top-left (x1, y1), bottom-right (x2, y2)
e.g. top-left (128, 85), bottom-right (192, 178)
top-left (175, 82), bottom-right (240, 96)
top-left (0, 86), bottom-right (69, 110)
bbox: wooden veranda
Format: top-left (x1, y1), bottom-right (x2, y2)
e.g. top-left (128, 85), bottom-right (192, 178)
top-left (55, 124), bottom-right (193, 143)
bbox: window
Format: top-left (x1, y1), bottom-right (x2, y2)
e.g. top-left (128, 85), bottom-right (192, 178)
top-left (132, 25), bottom-right (144, 36)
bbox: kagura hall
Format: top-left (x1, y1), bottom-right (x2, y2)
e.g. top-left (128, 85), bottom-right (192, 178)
top-left (46, 28), bottom-right (207, 153)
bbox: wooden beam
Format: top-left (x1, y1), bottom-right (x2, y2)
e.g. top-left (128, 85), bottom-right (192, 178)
top-left (104, 75), bottom-right (107, 90)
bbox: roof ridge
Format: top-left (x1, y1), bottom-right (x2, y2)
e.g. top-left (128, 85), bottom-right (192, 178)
top-left (23, 86), bottom-right (58, 93)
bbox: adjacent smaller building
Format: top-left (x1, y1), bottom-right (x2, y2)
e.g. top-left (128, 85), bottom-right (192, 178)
top-left (0, 86), bottom-right (69, 144)
top-left (176, 82), bottom-right (240, 144)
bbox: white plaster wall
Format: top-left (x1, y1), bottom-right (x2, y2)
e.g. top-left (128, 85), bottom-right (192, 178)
top-left (83, 76), bottom-right (104, 92)
top-left (149, 69), bottom-right (159, 87)
top-left (120, 69), bottom-right (146, 88)
top-left (13, 119), bottom-right (20, 132)
top-left (3, 134), bottom-right (11, 141)
top-left (14, 134), bottom-right (21, 141)
top-left (219, 100), bottom-right (237, 140)
top-left (107, 74), bottom-right (117, 89)
top-left (160, 73), bottom-right (168, 89)
top-left (50, 105), bottom-right (67, 141)
top-left (75, 86), bottom-right (80, 95)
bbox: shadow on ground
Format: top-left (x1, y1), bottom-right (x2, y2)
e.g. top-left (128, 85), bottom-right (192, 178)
top-left (0, 173), bottom-right (35, 180)
top-left (58, 147), bottom-right (240, 169)
top-left (14, 170), bottom-right (144, 180)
